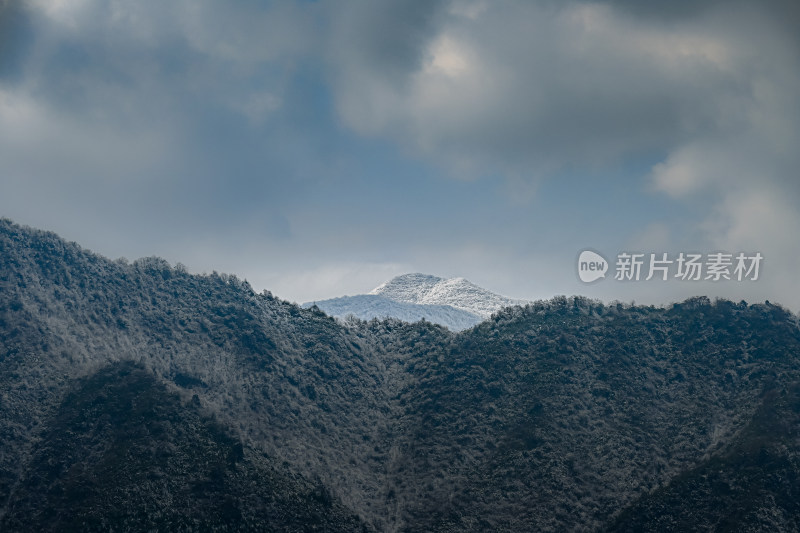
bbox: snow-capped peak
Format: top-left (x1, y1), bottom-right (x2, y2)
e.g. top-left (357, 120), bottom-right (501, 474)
top-left (305, 273), bottom-right (525, 331)
top-left (370, 273), bottom-right (523, 318)
top-left (369, 273), bottom-right (445, 303)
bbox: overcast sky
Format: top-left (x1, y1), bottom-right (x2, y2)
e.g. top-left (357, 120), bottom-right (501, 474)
top-left (1, 0), bottom-right (798, 308)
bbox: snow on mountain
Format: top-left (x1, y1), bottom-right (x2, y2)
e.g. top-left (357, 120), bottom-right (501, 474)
top-left (370, 273), bottom-right (524, 318)
top-left (304, 273), bottom-right (526, 331)
top-left (303, 294), bottom-right (483, 331)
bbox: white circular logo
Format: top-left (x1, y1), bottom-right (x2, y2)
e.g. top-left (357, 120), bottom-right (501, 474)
top-left (577, 250), bottom-right (608, 283)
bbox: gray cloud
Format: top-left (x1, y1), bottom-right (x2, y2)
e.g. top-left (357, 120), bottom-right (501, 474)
top-left (321, 0), bottom-right (800, 306)
top-left (328, 0), bottom-right (448, 81)
top-left (0, 0), bottom-right (797, 308)
top-left (328, 1), bottom-right (771, 178)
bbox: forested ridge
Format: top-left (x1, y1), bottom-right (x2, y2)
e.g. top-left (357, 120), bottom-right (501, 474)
top-left (1, 218), bottom-right (799, 531)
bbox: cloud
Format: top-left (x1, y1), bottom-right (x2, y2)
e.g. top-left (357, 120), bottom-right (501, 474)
top-left (637, 1), bottom-right (800, 306)
top-left (327, 1), bottom-right (755, 179)
top-left (0, 0), bottom-right (797, 308)
top-left (322, 0), bottom-right (800, 305)
top-left (0, 0), bottom-right (326, 233)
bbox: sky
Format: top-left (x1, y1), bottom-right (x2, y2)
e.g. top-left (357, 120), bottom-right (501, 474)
top-left (0, 0), bottom-right (798, 309)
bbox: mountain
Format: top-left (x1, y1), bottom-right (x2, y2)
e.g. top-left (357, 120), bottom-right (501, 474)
top-left (2, 218), bottom-right (800, 531)
top-left (305, 273), bottom-right (525, 330)
top-left (370, 273), bottom-right (523, 318)
top-left (1, 361), bottom-right (368, 532)
top-left (607, 382), bottom-right (800, 531)
top-left (304, 294), bottom-right (483, 332)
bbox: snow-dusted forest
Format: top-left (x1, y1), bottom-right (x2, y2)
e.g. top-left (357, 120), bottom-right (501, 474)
top-left (2, 219), bottom-right (800, 531)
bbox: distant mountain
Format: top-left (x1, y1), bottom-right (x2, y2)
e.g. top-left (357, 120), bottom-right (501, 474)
top-left (305, 273), bottom-right (525, 330)
top-left (304, 294), bottom-right (483, 331)
top-left (2, 218), bottom-right (800, 531)
top-left (371, 273), bottom-right (524, 318)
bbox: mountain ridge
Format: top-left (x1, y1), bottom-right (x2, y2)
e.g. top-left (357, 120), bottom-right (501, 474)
top-left (304, 293), bottom-right (483, 331)
top-left (306, 272), bottom-right (525, 331)
top-left (370, 273), bottom-right (524, 317)
top-left (2, 218), bottom-right (800, 531)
